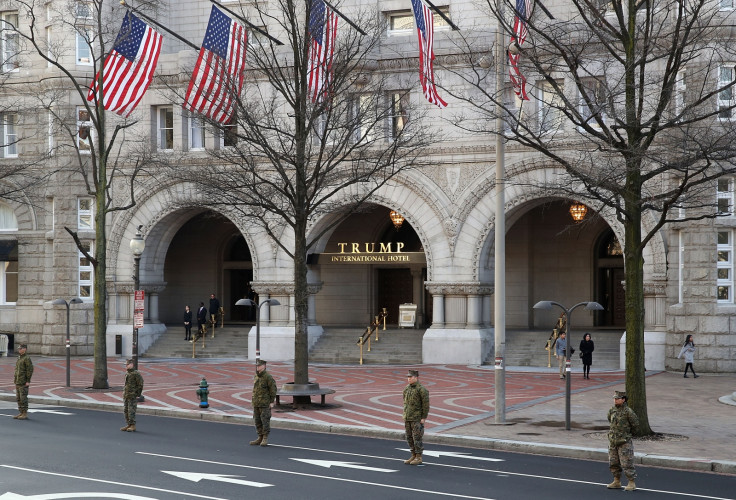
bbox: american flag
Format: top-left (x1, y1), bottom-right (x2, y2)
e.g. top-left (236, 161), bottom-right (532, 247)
top-left (308, 0), bottom-right (338, 103)
top-left (183, 6), bottom-right (248, 124)
top-left (411, 0), bottom-right (447, 108)
top-left (509, 0), bottom-right (533, 101)
top-left (87, 12), bottom-right (162, 117)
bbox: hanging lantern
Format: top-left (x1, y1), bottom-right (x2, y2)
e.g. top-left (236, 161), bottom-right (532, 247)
top-left (569, 202), bottom-right (588, 223)
top-left (389, 210), bottom-right (405, 230)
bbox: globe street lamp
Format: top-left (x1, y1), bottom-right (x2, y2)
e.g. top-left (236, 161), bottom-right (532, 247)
top-left (52, 297), bottom-right (83, 387)
top-left (235, 298), bottom-right (280, 360)
top-left (533, 300), bottom-right (604, 430)
top-left (129, 225), bottom-right (145, 372)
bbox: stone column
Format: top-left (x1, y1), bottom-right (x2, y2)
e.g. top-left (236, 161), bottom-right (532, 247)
top-left (307, 282), bottom-right (323, 326)
top-left (467, 294), bottom-right (482, 329)
top-left (149, 293), bottom-right (159, 323)
top-left (411, 269), bottom-right (424, 326)
top-left (431, 294), bottom-right (445, 328)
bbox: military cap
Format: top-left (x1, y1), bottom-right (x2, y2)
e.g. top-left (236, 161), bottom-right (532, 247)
top-left (126, 358), bottom-right (134, 364)
top-left (407, 369), bottom-right (419, 377)
top-left (613, 390), bottom-right (626, 399)
top-left (256, 359), bottom-right (267, 366)
top-left (18, 343), bottom-right (27, 349)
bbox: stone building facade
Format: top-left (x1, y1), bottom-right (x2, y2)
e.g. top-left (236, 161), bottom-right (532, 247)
top-left (0, 0), bottom-right (734, 372)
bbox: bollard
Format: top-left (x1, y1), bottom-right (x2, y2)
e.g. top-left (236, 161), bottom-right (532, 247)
top-left (196, 377), bottom-right (209, 408)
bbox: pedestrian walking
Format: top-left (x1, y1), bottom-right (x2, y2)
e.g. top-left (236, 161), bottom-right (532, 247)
top-left (196, 302), bottom-right (207, 337)
top-left (121, 358), bottom-right (144, 432)
top-left (555, 331), bottom-right (568, 379)
top-left (209, 293), bottom-right (221, 324)
top-left (250, 359), bottom-right (277, 447)
top-left (13, 343), bottom-right (33, 420)
top-left (183, 305), bottom-right (192, 341)
top-left (677, 334), bottom-right (699, 378)
top-left (402, 369), bottom-right (429, 466)
top-left (607, 390), bottom-right (639, 491)
top-left (579, 333), bottom-right (595, 379)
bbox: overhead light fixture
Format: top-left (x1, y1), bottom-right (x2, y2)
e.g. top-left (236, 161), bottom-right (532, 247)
top-left (569, 202), bottom-right (588, 223)
top-left (389, 210), bottom-right (405, 230)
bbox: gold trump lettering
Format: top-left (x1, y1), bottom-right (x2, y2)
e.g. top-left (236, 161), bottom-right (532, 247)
top-left (337, 242), bottom-right (405, 253)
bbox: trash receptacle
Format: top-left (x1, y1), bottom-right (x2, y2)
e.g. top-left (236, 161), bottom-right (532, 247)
top-left (115, 334), bottom-right (122, 355)
top-left (0, 334), bottom-right (8, 356)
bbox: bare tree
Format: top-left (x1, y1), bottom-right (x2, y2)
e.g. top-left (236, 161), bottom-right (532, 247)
top-left (165, 0), bottom-right (436, 392)
top-left (443, 0), bottom-right (736, 434)
top-left (12, 0), bottom-right (161, 388)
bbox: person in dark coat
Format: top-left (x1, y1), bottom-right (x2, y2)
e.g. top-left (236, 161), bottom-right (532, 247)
top-left (209, 293), bottom-right (221, 324)
top-left (196, 302), bottom-right (207, 335)
top-left (183, 305), bottom-right (192, 341)
top-left (580, 333), bottom-right (595, 379)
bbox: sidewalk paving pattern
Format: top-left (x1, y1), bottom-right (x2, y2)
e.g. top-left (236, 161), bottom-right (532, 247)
top-left (1, 356), bottom-right (734, 475)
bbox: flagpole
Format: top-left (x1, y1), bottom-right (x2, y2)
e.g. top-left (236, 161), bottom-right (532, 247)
top-left (323, 0), bottom-right (367, 36)
top-left (120, 1), bottom-right (200, 51)
top-left (423, 0), bottom-right (460, 31)
top-left (208, 0), bottom-right (284, 45)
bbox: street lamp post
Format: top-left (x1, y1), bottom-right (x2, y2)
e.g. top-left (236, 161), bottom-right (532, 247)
top-left (533, 300), bottom-right (604, 430)
top-left (129, 225), bottom-right (146, 372)
top-left (235, 298), bottom-right (281, 360)
top-left (52, 297), bottom-right (82, 387)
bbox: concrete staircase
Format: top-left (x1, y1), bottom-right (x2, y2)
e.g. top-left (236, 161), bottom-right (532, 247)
top-left (142, 324), bottom-right (251, 359)
top-left (309, 326), bottom-right (424, 365)
top-left (485, 328), bottom-right (623, 370)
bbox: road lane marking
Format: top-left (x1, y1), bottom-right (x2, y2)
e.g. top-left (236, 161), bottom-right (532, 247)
top-left (398, 449), bottom-right (504, 462)
top-left (138, 452), bottom-right (496, 500)
top-left (162, 471), bottom-right (272, 488)
top-left (289, 459), bottom-right (397, 473)
top-left (0, 465), bottom-right (226, 500)
top-left (0, 493), bottom-right (155, 499)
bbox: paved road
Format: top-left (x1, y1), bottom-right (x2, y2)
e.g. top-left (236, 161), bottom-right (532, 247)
top-left (1, 403), bottom-right (734, 500)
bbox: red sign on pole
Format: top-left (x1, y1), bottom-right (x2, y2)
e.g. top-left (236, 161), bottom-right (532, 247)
top-left (134, 290), bottom-right (145, 312)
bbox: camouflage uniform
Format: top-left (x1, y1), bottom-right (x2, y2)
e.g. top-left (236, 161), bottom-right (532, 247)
top-left (252, 368), bottom-right (277, 437)
top-left (403, 380), bottom-right (430, 455)
top-left (123, 366), bottom-right (144, 426)
top-left (14, 349), bottom-right (33, 414)
top-left (607, 403), bottom-right (639, 481)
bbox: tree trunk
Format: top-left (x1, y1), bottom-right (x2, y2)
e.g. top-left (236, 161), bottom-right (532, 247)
top-left (293, 212), bottom-right (310, 388)
top-left (623, 196), bottom-right (652, 435)
top-left (92, 119), bottom-right (109, 389)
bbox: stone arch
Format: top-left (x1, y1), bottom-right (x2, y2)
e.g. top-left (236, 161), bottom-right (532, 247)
top-left (304, 175), bottom-right (452, 281)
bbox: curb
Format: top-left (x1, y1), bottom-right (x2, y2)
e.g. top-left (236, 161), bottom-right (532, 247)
top-left (3, 393), bottom-right (735, 475)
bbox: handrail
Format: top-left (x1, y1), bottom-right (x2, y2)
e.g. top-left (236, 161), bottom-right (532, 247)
top-left (357, 308), bottom-right (390, 364)
top-left (357, 326), bottom-right (372, 365)
top-left (544, 312), bottom-right (567, 367)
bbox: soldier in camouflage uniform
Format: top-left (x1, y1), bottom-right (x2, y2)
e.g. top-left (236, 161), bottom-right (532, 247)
top-left (250, 359), bottom-right (277, 447)
top-left (607, 390), bottom-right (639, 491)
top-left (402, 369), bottom-right (430, 465)
top-left (121, 359), bottom-right (144, 432)
top-left (13, 344), bottom-right (33, 420)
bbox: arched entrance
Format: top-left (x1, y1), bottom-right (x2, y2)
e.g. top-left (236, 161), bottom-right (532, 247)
top-left (311, 204), bottom-right (428, 327)
top-left (159, 211), bottom-right (254, 324)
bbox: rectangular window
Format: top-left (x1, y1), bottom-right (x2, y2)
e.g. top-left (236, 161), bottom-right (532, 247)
top-left (387, 7), bottom-right (449, 36)
top-left (1, 12), bottom-right (19, 72)
top-left (717, 177), bottom-right (733, 216)
top-left (48, 110), bottom-right (54, 155)
top-left (76, 28), bottom-right (93, 65)
top-left (352, 94), bottom-right (376, 144)
top-left (503, 86), bottom-right (524, 134)
top-left (1, 113), bottom-right (17, 157)
top-left (221, 114), bottom-right (237, 148)
top-left (538, 79), bottom-right (564, 135)
top-left (79, 242), bottom-right (93, 300)
top-left (721, 0), bottom-right (735, 10)
top-left (77, 106), bottom-right (92, 153)
top-left (46, 26), bottom-right (52, 66)
top-left (0, 240), bottom-right (18, 304)
top-left (189, 115), bottom-right (205, 150)
top-left (678, 231), bottom-right (684, 304)
top-left (157, 106), bottom-right (174, 150)
top-left (388, 91), bottom-right (409, 140)
top-left (717, 230), bottom-right (733, 303)
top-left (579, 78), bottom-right (606, 130)
top-left (718, 65), bottom-right (736, 120)
top-left (78, 198), bottom-right (93, 230)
